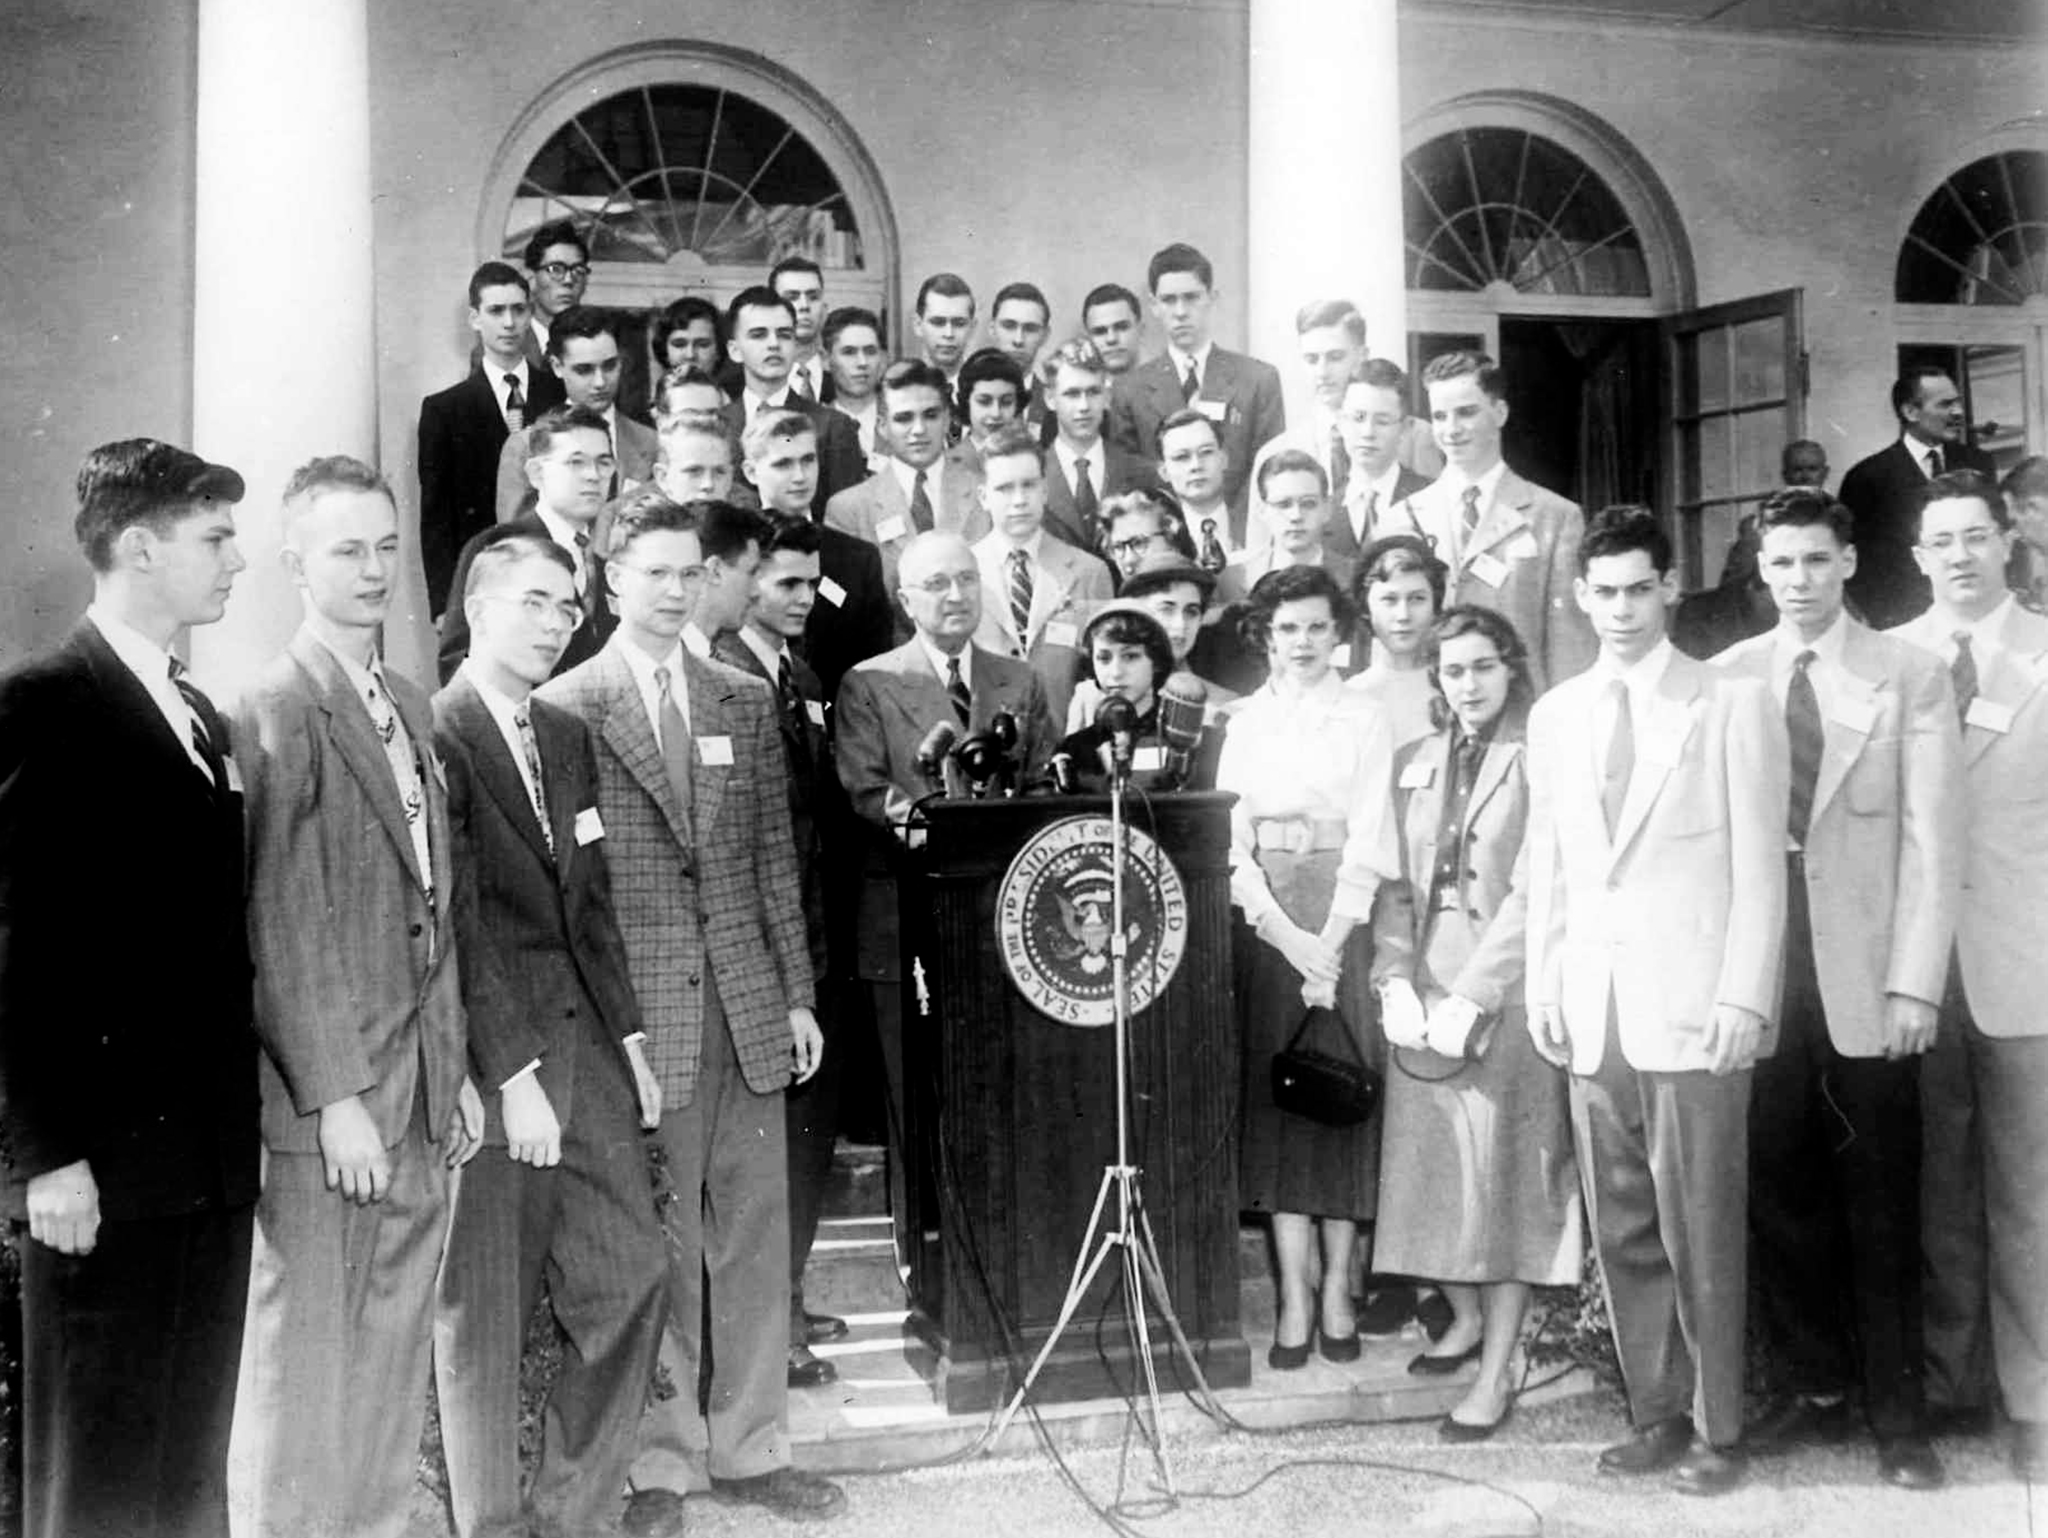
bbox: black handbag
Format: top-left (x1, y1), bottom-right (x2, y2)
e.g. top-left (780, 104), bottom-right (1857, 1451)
top-left (1270, 1005), bottom-right (1382, 1126)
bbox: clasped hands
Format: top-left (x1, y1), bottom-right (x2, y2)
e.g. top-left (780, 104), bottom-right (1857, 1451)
top-left (1377, 979), bottom-right (1484, 1059)
top-left (1258, 913), bottom-right (1343, 1010)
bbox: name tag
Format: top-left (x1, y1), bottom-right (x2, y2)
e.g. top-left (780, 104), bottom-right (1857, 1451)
top-left (574, 807), bottom-right (604, 845)
top-left (697, 735), bottom-right (734, 766)
top-left (1506, 530), bottom-right (1540, 561)
top-left (1466, 551), bottom-right (1510, 589)
top-left (1133, 745), bottom-right (1166, 772)
top-left (1829, 695), bottom-right (1879, 734)
top-left (805, 699), bottom-right (827, 727)
top-left (1399, 760), bottom-right (1436, 790)
top-left (223, 755), bottom-right (245, 795)
top-left (1196, 398), bottom-right (1229, 423)
top-left (1967, 697), bottom-right (2015, 734)
top-left (1045, 621), bottom-right (1077, 649)
top-left (1330, 642), bottom-right (1353, 671)
top-left (817, 576), bottom-right (847, 608)
top-left (875, 514), bottom-right (908, 544)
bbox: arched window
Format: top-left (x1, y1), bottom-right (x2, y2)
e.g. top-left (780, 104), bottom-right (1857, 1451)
top-left (1404, 127), bottom-right (1651, 298)
top-left (1894, 150), bottom-right (2048, 306)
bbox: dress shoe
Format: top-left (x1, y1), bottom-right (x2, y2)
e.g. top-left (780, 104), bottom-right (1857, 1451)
top-left (620, 1488), bottom-right (689, 1538)
top-left (711, 1466), bottom-right (846, 1522)
top-left (1877, 1435), bottom-right (1947, 1490)
top-left (1439, 1399), bottom-right (1514, 1444)
top-left (1407, 1340), bottom-right (1483, 1376)
top-left (2010, 1418), bottom-right (2048, 1480)
top-left (1597, 1415), bottom-right (1694, 1475)
top-left (788, 1344), bottom-right (839, 1389)
top-left (1742, 1392), bottom-right (1853, 1455)
top-left (1926, 1402), bottom-right (1998, 1438)
top-left (1669, 1438), bottom-right (1745, 1496)
top-left (803, 1309), bottom-right (849, 1344)
top-left (1267, 1337), bottom-right (1311, 1371)
top-left (1318, 1329), bottom-right (1361, 1365)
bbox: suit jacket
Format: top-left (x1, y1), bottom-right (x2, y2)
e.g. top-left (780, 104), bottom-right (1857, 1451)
top-left (824, 456), bottom-right (990, 632)
top-left (720, 393), bottom-right (867, 518)
top-left (0, 622), bottom-right (259, 1219)
top-left (972, 531), bottom-right (1114, 727)
top-left (1893, 601), bottom-right (2048, 1038)
top-left (834, 640), bottom-right (1059, 980)
top-left (1713, 621), bottom-right (1962, 1054)
top-left (1328, 464), bottom-right (1433, 566)
top-left (419, 365), bottom-right (566, 617)
top-left (230, 628), bottom-right (466, 1152)
top-left (432, 674), bottom-right (643, 1141)
top-left (1524, 648), bottom-right (1789, 1075)
top-left (804, 523), bottom-right (896, 700)
top-left (437, 514), bottom-right (617, 684)
top-left (1107, 346), bottom-right (1285, 519)
top-left (1392, 467), bottom-right (1596, 694)
top-left (1840, 437), bottom-right (1997, 630)
top-left (1040, 439), bottom-right (1158, 556)
top-left (536, 639), bottom-right (812, 1106)
top-left (494, 412), bottom-right (659, 523)
top-left (1372, 726), bottom-right (1531, 1020)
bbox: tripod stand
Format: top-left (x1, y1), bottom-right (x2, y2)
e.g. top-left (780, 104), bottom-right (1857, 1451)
top-left (987, 757), bottom-right (1225, 1488)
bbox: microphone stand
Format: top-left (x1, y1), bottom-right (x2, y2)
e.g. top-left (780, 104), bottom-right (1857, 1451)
top-left (988, 735), bottom-right (1223, 1489)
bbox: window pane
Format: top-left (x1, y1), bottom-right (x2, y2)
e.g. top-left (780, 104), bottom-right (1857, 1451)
top-left (1696, 416), bottom-right (1733, 501)
top-left (1732, 318), bottom-right (1785, 403)
top-left (1695, 328), bottom-right (1730, 414)
top-left (1895, 150), bottom-right (2048, 304)
top-left (1733, 408), bottom-right (1782, 499)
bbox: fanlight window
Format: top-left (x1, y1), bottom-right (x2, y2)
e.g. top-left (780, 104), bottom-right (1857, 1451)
top-left (1895, 151), bottom-right (2048, 306)
top-left (1404, 128), bottom-right (1650, 298)
top-left (503, 84), bottom-right (863, 271)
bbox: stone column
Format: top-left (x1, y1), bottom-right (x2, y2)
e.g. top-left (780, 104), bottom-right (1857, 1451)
top-left (188, 0), bottom-right (376, 689)
top-left (1246, 0), bottom-right (1407, 424)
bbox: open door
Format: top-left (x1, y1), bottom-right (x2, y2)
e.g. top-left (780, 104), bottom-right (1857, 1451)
top-left (1663, 289), bottom-right (1806, 590)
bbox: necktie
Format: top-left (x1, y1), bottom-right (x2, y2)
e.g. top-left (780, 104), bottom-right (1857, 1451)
top-left (1786, 650), bottom-right (1822, 846)
top-left (910, 470), bottom-right (935, 533)
top-left (1356, 488), bottom-right (1378, 543)
top-left (1073, 455), bottom-right (1098, 542)
top-left (1951, 632), bottom-right (1978, 724)
top-left (776, 652), bottom-right (813, 776)
top-left (512, 702), bottom-right (554, 854)
top-left (1460, 485), bottom-right (1483, 548)
top-left (503, 373), bottom-right (525, 430)
top-left (1329, 427), bottom-right (1352, 507)
top-left (1600, 679), bottom-right (1632, 838)
top-left (1198, 517), bottom-right (1226, 573)
top-left (1007, 548), bottom-right (1034, 643)
top-left (790, 364), bottom-right (815, 401)
top-left (364, 665), bottom-right (434, 897)
top-left (653, 665), bottom-right (696, 842)
top-left (946, 655), bottom-right (971, 728)
top-left (1181, 361), bottom-right (1200, 403)
top-left (166, 656), bottom-right (224, 790)
top-left (1927, 446), bottom-right (1945, 478)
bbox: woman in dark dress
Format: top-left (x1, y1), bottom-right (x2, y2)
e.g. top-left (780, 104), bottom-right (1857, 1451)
top-left (1215, 566), bottom-right (1399, 1368)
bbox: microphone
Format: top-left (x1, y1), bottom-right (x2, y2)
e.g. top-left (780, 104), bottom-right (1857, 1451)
top-left (1046, 751), bottom-right (1079, 795)
top-left (989, 711), bottom-right (1019, 755)
top-left (915, 721), bottom-right (959, 792)
top-left (952, 732), bottom-right (1007, 797)
top-left (1158, 673), bottom-right (1209, 788)
top-left (1095, 695), bottom-right (1139, 778)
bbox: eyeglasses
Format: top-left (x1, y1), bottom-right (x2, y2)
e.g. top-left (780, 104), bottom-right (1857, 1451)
top-left (536, 261), bottom-right (591, 283)
top-left (1918, 528), bottom-right (2003, 554)
top-left (1108, 535), bottom-right (1162, 558)
top-left (913, 571), bottom-right (981, 596)
top-left (485, 592), bottom-right (585, 629)
top-left (613, 561), bottom-right (707, 591)
top-left (548, 454), bottom-right (617, 477)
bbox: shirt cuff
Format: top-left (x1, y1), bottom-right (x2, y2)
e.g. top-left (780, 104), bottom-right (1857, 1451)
top-left (498, 1059), bottom-right (541, 1091)
top-left (621, 1031), bottom-right (648, 1048)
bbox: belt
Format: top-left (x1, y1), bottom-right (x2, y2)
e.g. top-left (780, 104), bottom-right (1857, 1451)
top-left (1252, 817), bottom-right (1349, 854)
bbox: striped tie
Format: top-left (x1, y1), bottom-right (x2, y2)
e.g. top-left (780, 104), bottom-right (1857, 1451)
top-left (512, 702), bottom-right (553, 854)
top-left (1007, 548), bottom-right (1034, 646)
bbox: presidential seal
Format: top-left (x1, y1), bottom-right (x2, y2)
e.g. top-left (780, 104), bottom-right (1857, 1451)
top-left (995, 815), bottom-right (1189, 1027)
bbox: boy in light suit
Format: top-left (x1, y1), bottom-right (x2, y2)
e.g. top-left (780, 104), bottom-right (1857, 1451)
top-left (1524, 506), bottom-right (1788, 1496)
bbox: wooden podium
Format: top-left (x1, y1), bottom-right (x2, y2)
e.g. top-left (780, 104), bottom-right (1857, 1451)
top-left (899, 792), bottom-right (1250, 1413)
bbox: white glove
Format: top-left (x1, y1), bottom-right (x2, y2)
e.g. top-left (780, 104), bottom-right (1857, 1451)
top-left (1425, 995), bottom-right (1484, 1059)
top-left (1379, 978), bottom-right (1428, 1050)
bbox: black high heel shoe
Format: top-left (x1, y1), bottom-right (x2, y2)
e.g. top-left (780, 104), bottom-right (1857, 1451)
top-left (1267, 1336), bottom-right (1312, 1371)
top-left (1406, 1339), bottom-right (1484, 1376)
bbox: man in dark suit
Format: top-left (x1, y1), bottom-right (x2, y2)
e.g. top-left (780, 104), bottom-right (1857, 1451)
top-left (431, 535), bottom-right (671, 1538)
top-left (538, 492), bottom-right (843, 1526)
top-left (1039, 337), bottom-right (1160, 556)
top-left (228, 456), bottom-right (482, 1538)
top-left (1331, 358), bottom-right (1432, 566)
top-left (834, 530), bottom-right (1059, 1288)
top-left (770, 257), bottom-right (832, 405)
top-left (419, 262), bottom-right (566, 616)
top-left (0, 439), bottom-right (258, 1538)
top-left (989, 281), bottom-right (1054, 438)
top-left (712, 515), bottom-right (855, 1389)
top-left (440, 404), bottom-right (619, 682)
top-left (1839, 366), bottom-right (1996, 628)
top-left (1107, 242), bottom-right (1284, 520)
top-left (911, 272), bottom-right (977, 399)
top-left (492, 307), bottom-right (660, 522)
top-left (717, 285), bottom-right (866, 517)
top-left (1082, 282), bottom-right (1144, 380)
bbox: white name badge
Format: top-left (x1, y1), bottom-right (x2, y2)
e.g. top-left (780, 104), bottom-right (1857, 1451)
top-left (574, 807), bottom-right (605, 845)
top-left (1133, 745), bottom-right (1167, 772)
top-left (875, 514), bottom-right (908, 544)
top-left (1829, 695), bottom-right (1879, 734)
top-left (1330, 642), bottom-right (1353, 671)
top-left (817, 576), bottom-right (847, 608)
top-left (1967, 697), bottom-right (2015, 734)
top-left (805, 699), bottom-right (827, 727)
top-left (1196, 398), bottom-right (1229, 423)
top-left (1399, 760), bottom-right (1436, 790)
top-left (1507, 530), bottom-right (1541, 561)
top-left (696, 735), bottom-right (734, 766)
top-left (1466, 551), bottom-right (1510, 589)
top-left (222, 755), bottom-right (245, 795)
top-left (1045, 621), bottom-right (1077, 649)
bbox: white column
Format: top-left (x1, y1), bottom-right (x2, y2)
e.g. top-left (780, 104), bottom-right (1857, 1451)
top-left (189, 0), bottom-right (376, 691)
top-left (1247, 0), bottom-right (1407, 425)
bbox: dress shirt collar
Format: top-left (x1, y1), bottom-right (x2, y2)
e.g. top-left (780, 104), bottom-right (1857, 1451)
top-left (680, 621), bottom-right (714, 659)
top-left (735, 623), bottom-right (788, 677)
top-left (916, 631), bottom-right (972, 690)
top-left (1053, 434), bottom-right (1104, 481)
top-left (1166, 341), bottom-right (1215, 388)
top-left (992, 527), bottom-right (1045, 562)
top-left (614, 634), bottom-right (689, 737)
top-left (530, 315), bottom-right (550, 353)
top-left (1593, 634), bottom-right (1675, 707)
top-left (744, 385), bottom-right (792, 420)
top-left (533, 505), bottom-right (595, 573)
top-left (1905, 435), bottom-right (1944, 477)
top-left (459, 660), bottom-right (540, 771)
top-left (1441, 459), bottom-right (1508, 511)
top-left (1182, 499), bottom-right (1236, 554)
top-left (483, 356), bottom-right (530, 399)
top-left (1262, 668), bottom-right (1347, 708)
top-left (1929, 591), bottom-right (2015, 659)
top-left (85, 602), bottom-right (178, 695)
top-left (1770, 608), bottom-right (1849, 676)
top-left (889, 455), bottom-right (943, 508)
